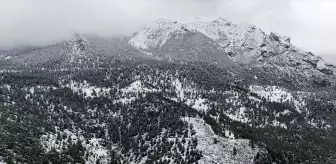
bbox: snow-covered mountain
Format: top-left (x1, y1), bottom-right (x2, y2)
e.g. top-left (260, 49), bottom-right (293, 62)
top-left (0, 34), bottom-right (153, 70)
top-left (129, 17), bottom-right (291, 62)
top-left (3, 17), bottom-right (334, 82)
top-left (129, 17), bottom-right (335, 88)
top-left (1, 17), bottom-right (336, 164)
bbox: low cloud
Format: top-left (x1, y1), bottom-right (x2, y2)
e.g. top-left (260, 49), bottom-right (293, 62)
top-left (0, 0), bottom-right (146, 48)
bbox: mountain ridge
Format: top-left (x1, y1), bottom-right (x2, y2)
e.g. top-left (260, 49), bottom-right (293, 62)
top-left (1, 17), bottom-right (335, 91)
top-left (128, 17), bottom-right (335, 89)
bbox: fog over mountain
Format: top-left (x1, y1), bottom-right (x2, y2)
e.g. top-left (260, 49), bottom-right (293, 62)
top-left (0, 0), bottom-right (335, 62)
top-left (321, 54), bottom-right (336, 65)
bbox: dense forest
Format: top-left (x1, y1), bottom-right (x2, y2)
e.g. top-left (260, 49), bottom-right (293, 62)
top-left (0, 59), bottom-right (336, 164)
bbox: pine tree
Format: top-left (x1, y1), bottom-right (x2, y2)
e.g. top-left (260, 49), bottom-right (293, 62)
top-left (233, 147), bottom-right (237, 156)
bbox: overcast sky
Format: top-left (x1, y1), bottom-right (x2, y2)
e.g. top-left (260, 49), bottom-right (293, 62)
top-left (0, 0), bottom-right (335, 64)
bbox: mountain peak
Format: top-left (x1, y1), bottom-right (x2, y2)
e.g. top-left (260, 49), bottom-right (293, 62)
top-left (178, 17), bottom-right (230, 23)
top-left (129, 17), bottom-right (268, 61)
top-left (128, 17), bottom-right (335, 76)
top-left (128, 18), bottom-right (189, 50)
top-left (156, 17), bottom-right (177, 25)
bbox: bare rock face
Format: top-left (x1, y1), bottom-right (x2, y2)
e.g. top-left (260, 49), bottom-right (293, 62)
top-left (269, 32), bottom-right (290, 44)
top-left (313, 77), bottom-right (332, 87)
top-left (129, 17), bottom-right (336, 88)
top-left (316, 60), bottom-right (334, 75)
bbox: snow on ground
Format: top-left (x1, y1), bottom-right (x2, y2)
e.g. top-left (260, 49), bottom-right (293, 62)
top-left (168, 96), bottom-right (211, 113)
top-left (224, 130), bottom-right (235, 139)
top-left (249, 95), bottom-right (262, 102)
top-left (316, 60), bottom-right (328, 70)
top-left (276, 109), bottom-right (291, 117)
top-left (129, 17), bottom-right (267, 56)
top-left (0, 84), bottom-right (11, 91)
top-left (307, 119), bottom-right (318, 128)
top-left (183, 117), bottom-right (259, 164)
top-left (0, 156), bottom-right (5, 164)
top-left (188, 98), bottom-right (209, 112)
top-left (27, 85), bottom-right (57, 94)
top-left (224, 107), bottom-right (250, 123)
top-left (63, 80), bottom-right (112, 98)
top-left (0, 69), bottom-right (21, 73)
top-left (307, 119), bottom-right (332, 129)
top-left (129, 18), bottom-right (188, 50)
top-left (120, 80), bottom-right (158, 93)
top-left (249, 85), bottom-right (293, 103)
top-left (163, 78), bottom-right (212, 112)
top-left (172, 78), bottom-right (185, 101)
top-left (0, 55), bottom-right (13, 61)
top-left (113, 97), bottom-right (137, 104)
top-left (221, 90), bottom-right (253, 124)
top-left (184, 17), bottom-right (265, 51)
top-left (171, 78), bottom-right (213, 112)
top-left (40, 127), bottom-right (109, 164)
top-left (271, 120), bottom-right (287, 129)
top-left (4, 56), bottom-right (12, 60)
top-left (249, 85), bottom-right (307, 113)
top-left (114, 80), bottom-right (159, 104)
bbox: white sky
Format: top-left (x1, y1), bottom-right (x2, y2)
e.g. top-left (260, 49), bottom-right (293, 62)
top-left (0, 0), bottom-right (335, 64)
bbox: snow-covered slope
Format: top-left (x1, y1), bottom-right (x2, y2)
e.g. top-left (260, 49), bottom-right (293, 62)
top-left (0, 34), bottom-right (151, 69)
top-left (129, 17), bottom-right (335, 85)
top-left (129, 17), bottom-right (288, 64)
top-left (184, 18), bottom-right (266, 51)
top-left (129, 17), bottom-right (263, 51)
top-left (183, 117), bottom-right (259, 164)
top-left (129, 18), bottom-right (236, 67)
top-left (40, 127), bottom-right (109, 164)
top-left (129, 18), bottom-right (189, 50)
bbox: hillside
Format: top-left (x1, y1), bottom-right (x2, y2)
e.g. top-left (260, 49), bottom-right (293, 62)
top-left (0, 17), bottom-right (336, 164)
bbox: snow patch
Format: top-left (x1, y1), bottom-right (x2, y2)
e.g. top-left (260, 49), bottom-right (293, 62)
top-left (316, 60), bottom-right (328, 70)
top-left (120, 80), bottom-right (158, 93)
top-left (172, 78), bottom-right (184, 101)
top-left (4, 56), bottom-right (12, 60)
top-left (40, 127), bottom-right (109, 164)
top-left (0, 84), bottom-right (11, 91)
top-left (189, 98), bottom-right (209, 112)
top-left (113, 80), bottom-right (159, 104)
top-left (249, 85), bottom-right (293, 102)
top-left (184, 17), bottom-right (265, 51)
top-left (64, 80), bottom-right (112, 98)
top-left (129, 18), bottom-right (188, 50)
top-left (183, 117), bottom-right (259, 164)
top-left (113, 97), bottom-right (136, 104)
top-left (224, 107), bottom-right (250, 123)
top-left (276, 109), bottom-right (291, 117)
top-left (272, 120), bottom-right (287, 129)
top-left (249, 85), bottom-right (307, 113)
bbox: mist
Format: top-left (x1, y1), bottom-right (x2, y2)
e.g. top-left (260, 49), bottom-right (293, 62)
top-left (0, 0), bottom-right (335, 63)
